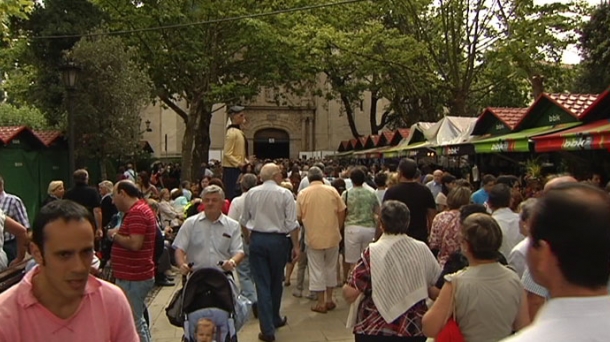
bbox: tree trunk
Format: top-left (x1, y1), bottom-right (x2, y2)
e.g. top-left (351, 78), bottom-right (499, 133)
top-left (341, 93), bottom-right (361, 138)
top-left (180, 109), bottom-right (199, 183)
top-left (450, 89), bottom-right (468, 117)
top-left (192, 100), bottom-right (213, 181)
top-left (530, 75), bottom-right (545, 99)
top-left (369, 93), bottom-right (379, 135)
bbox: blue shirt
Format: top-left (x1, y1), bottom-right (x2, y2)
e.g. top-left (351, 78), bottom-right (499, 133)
top-left (471, 188), bottom-right (488, 205)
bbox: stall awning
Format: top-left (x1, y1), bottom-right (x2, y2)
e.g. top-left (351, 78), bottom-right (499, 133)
top-left (472, 123), bottom-right (580, 153)
top-left (383, 141), bottom-right (433, 158)
top-left (330, 150), bottom-right (354, 158)
top-left (353, 146), bottom-right (392, 159)
top-left (533, 119), bottom-right (610, 152)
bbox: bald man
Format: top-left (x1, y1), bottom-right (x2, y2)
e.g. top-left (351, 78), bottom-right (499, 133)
top-left (240, 163), bottom-right (300, 342)
top-left (426, 170), bottom-right (444, 199)
top-left (522, 174), bottom-right (577, 320)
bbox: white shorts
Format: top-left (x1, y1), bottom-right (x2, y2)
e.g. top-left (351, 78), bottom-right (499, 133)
top-left (307, 247), bottom-right (339, 292)
top-left (344, 225), bottom-right (375, 264)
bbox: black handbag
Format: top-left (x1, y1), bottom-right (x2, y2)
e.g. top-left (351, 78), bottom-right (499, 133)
top-left (165, 287), bottom-right (185, 327)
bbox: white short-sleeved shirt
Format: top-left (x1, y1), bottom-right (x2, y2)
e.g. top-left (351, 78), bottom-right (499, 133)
top-left (173, 212), bottom-right (243, 271)
top-left (0, 211), bottom-right (7, 271)
top-left (501, 296), bottom-right (610, 342)
top-left (240, 181), bottom-right (299, 234)
top-left (508, 237), bottom-right (529, 278)
top-left (493, 208), bottom-right (524, 258)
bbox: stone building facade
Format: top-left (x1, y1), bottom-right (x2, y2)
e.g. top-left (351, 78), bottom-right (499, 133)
top-left (140, 80), bottom-right (390, 160)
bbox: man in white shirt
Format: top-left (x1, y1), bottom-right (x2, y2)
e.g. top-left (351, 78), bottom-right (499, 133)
top-left (489, 184), bottom-right (523, 258)
top-left (241, 164), bottom-right (300, 342)
top-left (502, 183), bottom-right (610, 342)
top-left (297, 162), bottom-right (330, 193)
top-left (426, 169), bottom-right (443, 199)
top-left (227, 173), bottom-right (259, 316)
top-left (173, 185), bottom-right (244, 274)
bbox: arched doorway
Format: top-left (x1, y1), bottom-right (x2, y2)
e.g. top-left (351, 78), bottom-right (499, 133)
top-left (254, 128), bottom-right (290, 159)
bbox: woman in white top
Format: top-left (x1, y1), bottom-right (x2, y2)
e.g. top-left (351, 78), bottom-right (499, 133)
top-left (423, 213), bottom-right (529, 342)
top-left (0, 209), bottom-right (28, 271)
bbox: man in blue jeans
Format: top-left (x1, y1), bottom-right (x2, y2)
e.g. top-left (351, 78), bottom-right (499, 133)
top-left (107, 181), bottom-right (158, 342)
top-left (240, 164), bottom-right (300, 342)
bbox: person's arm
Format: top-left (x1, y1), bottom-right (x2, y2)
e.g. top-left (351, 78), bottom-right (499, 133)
top-left (223, 224), bottom-right (245, 271)
top-left (343, 284), bottom-right (361, 304)
top-left (427, 208), bottom-right (437, 233)
top-left (13, 199), bottom-right (30, 229)
top-left (4, 217), bottom-right (27, 265)
top-left (239, 194), bottom-right (251, 244)
top-left (527, 291), bottom-right (545, 320)
top-left (93, 207), bottom-right (103, 239)
top-left (428, 215), bottom-right (442, 250)
top-left (422, 281), bottom-right (454, 338)
top-left (111, 232), bottom-right (145, 251)
top-left (514, 290), bottom-right (531, 331)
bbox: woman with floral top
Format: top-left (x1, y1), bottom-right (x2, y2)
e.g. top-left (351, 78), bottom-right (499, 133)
top-left (429, 186), bottom-right (471, 268)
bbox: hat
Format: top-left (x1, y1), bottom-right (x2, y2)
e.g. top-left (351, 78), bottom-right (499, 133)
top-left (228, 105), bottom-right (245, 115)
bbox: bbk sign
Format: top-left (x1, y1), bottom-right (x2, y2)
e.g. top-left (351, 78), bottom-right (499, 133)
top-left (491, 141), bottom-right (510, 152)
top-left (548, 114), bottom-right (562, 123)
top-left (562, 136), bottom-right (593, 150)
top-left (495, 123), bottom-right (505, 130)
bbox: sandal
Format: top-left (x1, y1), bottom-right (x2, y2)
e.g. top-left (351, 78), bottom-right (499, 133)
top-left (326, 302), bottom-right (337, 311)
top-left (311, 304), bottom-right (328, 314)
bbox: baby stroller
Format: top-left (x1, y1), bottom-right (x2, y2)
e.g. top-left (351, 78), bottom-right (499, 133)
top-left (167, 267), bottom-right (251, 342)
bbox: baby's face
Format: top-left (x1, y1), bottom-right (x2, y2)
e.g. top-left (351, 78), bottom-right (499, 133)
top-left (196, 327), bottom-right (214, 342)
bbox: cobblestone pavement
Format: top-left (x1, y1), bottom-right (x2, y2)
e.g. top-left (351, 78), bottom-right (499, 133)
top-left (149, 276), bottom-right (354, 342)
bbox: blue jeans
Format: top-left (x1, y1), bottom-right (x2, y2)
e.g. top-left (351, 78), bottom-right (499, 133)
top-left (249, 232), bottom-right (289, 336)
top-left (237, 241), bottom-right (257, 304)
top-left (223, 167), bottom-right (241, 200)
top-left (116, 278), bottom-right (155, 342)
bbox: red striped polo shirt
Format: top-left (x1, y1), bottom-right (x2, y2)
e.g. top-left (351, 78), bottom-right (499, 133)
top-left (111, 200), bottom-right (156, 281)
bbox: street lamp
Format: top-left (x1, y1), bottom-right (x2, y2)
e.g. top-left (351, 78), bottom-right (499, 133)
top-left (145, 120), bottom-right (152, 132)
top-left (60, 62), bottom-right (80, 186)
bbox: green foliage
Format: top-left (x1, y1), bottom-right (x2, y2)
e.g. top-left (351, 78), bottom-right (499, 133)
top-left (16, 0), bottom-right (107, 125)
top-left (0, 103), bottom-right (50, 129)
top-left (575, 1), bottom-right (610, 93)
top-left (0, 0), bottom-right (32, 38)
top-left (67, 34), bottom-right (153, 162)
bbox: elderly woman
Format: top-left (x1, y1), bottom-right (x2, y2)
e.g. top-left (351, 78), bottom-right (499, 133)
top-left (42, 180), bottom-right (65, 206)
top-left (343, 201), bottom-right (441, 342)
top-left (508, 198), bottom-right (537, 278)
top-left (429, 186), bottom-right (471, 268)
top-left (423, 213), bottom-right (529, 342)
top-left (158, 188), bottom-right (184, 228)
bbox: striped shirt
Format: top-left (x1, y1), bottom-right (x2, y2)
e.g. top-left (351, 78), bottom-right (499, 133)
top-left (111, 200), bottom-right (156, 281)
top-left (0, 191), bottom-right (29, 241)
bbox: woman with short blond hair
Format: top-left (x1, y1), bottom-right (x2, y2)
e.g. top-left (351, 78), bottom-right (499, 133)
top-left (42, 180), bottom-right (64, 206)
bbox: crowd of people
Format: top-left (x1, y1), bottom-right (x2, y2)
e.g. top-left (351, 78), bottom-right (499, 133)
top-left (0, 153), bottom-right (609, 342)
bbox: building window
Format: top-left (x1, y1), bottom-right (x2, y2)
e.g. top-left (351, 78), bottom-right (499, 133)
top-left (265, 88), bottom-right (275, 103)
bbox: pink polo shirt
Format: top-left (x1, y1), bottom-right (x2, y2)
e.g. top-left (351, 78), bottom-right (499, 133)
top-left (0, 266), bottom-right (138, 342)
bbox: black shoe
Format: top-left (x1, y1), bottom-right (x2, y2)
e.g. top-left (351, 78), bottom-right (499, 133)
top-left (155, 278), bottom-right (175, 287)
top-left (252, 303), bottom-right (258, 319)
top-left (258, 333), bottom-right (275, 342)
top-left (275, 316), bottom-right (288, 328)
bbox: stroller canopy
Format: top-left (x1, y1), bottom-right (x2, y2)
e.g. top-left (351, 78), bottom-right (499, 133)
top-left (183, 268), bottom-right (235, 315)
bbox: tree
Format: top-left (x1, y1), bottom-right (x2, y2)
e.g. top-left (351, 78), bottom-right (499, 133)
top-left (67, 35), bottom-right (152, 179)
top-left (16, 0), bottom-right (106, 125)
top-left (0, 0), bottom-right (32, 38)
top-left (0, 103), bottom-right (50, 129)
top-left (94, 0), bottom-right (309, 180)
top-left (575, 1), bottom-right (610, 93)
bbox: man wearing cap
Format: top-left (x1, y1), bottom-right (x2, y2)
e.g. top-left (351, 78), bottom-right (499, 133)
top-left (223, 105), bottom-right (248, 200)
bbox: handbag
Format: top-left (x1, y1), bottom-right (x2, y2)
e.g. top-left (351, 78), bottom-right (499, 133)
top-left (436, 278), bottom-right (465, 342)
top-left (165, 287), bottom-right (186, 327)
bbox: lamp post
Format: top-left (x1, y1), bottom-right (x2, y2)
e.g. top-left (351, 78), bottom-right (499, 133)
top-left (60, 62), bottom-right (80, 187)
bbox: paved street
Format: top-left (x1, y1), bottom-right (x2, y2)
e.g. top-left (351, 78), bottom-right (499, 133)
top-left (149, 276), bottom-right (354, 342)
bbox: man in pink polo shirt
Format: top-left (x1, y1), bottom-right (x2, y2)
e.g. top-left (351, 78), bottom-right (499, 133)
top-left (0, 200), bottom-right (138, 341)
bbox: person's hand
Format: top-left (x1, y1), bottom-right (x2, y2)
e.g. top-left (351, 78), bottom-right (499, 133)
top-left (221, 259), bottom-right (236, 272)
top-left (291, 247), bottom-right (300, 264)
top-left (95, 228), bottom-right (104, 240)
top-left (163, 226), bottom-right (173, 235)
top-left (179, 263), bottom-right (192, 275)
top-left (107, 228), bottom-right (119, 240)
top-left (8, 257), bottom-right (24, 268)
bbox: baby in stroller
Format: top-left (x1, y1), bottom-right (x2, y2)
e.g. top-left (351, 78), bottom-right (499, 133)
top-left (167, 267), bottom-right (251, 342)
top-left (195, 318), bottom-right (217, 342)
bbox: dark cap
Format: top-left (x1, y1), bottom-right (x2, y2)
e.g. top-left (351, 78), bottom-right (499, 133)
top-left (228, 105), bottom-right (245, 115)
